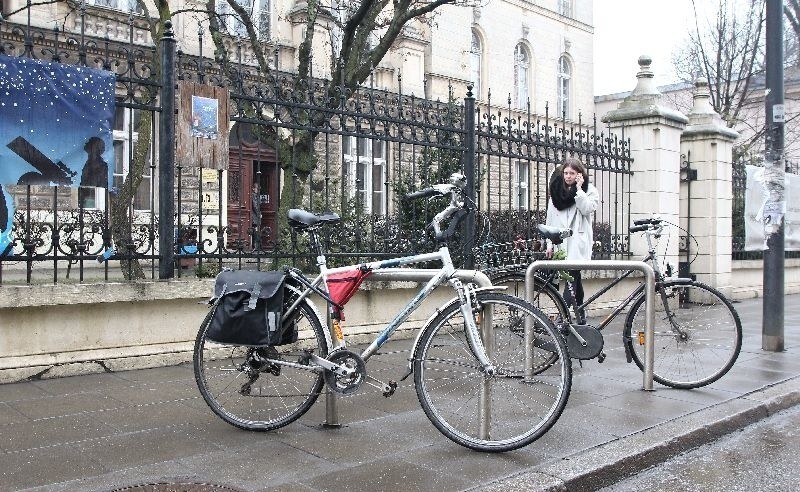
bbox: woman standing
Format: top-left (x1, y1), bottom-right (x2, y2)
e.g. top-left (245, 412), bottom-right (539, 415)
top-left (545, 157), bottom-right (599, 324)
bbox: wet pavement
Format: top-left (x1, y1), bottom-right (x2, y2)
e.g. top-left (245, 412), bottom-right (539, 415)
top-left (0, 295), bottom-right (798, 492)
top-left (598, 405), bottom-right (800, 491)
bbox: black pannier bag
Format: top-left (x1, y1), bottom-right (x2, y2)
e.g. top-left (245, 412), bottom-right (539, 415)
top-left (206, 270), bottom-right (297, 346)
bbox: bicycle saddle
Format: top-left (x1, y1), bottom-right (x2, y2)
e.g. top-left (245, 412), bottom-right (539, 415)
top-left (287, 209), bottom-right (341, 229)
top-left (537, 224), bottom-right (572, 244)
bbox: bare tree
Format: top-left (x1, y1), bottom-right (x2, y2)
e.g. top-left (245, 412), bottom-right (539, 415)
top-left (672, 0), bottom-right (764, 145)
top-left (785, 0), bottom-right (800, 66)
top-left (673, 0), bottom-right (800, 162)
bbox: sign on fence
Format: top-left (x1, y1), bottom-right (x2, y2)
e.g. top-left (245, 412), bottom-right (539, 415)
top-left (177, 81), bottom-right (230, 170)
top-left (744, 164), bottom-right (800, 250)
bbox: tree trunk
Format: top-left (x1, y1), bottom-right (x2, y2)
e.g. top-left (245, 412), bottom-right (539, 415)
top-left (109, 110), bottom-right (153, 280)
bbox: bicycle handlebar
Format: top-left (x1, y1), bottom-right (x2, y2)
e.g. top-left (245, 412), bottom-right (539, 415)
top-left (629, 224), bottom-right (649, 233)
top-left (404, 173), bottom-right (469, 242)
top-left (633, 217), bottom-right (662, 226)
top-left (404, 187), bottom-right (442, 201)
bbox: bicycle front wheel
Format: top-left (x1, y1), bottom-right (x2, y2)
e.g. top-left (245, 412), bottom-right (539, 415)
top-left (193, 299), bottom-right (328, 431)
top-left (624, 280), bottom-right (742, 389)
top-left (413, 292), bottom-right (571, 452)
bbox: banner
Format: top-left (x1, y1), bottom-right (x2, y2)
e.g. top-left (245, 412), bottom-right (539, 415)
top-left (744, 164), bottom-right (800, 251)
top-left (0, 54), bottom-right (115, 188)
top-left (0, 184), bottom-right (12, 256)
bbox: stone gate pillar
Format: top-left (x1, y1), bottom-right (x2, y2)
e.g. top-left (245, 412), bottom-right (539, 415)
top-left (603, 56), bottom-right (688, 261)
top-left (680, 79), bottom-right (738, 294)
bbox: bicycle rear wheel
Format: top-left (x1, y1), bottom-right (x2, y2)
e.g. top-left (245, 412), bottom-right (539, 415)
top-left (624, 280), bottom-right (742, 389)
top-left (193, 298), bottom-right (328, 431)
top-left (413, 292), bottom-right (571, 452)
top-left (489, 270), bottom-right (568, 373)
top-left (489, 270), bottom-right (570, 322)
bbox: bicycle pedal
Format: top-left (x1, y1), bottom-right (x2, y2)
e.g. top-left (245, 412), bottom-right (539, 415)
top-left (383, 380), bottom-right (398, 398)
top-left (597, 352), bottom-right (607, 363)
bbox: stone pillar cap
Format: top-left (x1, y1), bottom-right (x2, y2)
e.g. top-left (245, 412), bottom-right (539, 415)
top-left (602, 55), bottom-right (688, 126)
top-left (683, 77), bottom-right (739, 140)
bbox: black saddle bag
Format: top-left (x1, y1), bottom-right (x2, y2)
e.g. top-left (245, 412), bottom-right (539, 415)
top-left (206, 270), bottom-right (297, 346)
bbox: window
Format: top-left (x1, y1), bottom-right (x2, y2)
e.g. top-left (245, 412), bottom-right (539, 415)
top-left (470, 30), bottom-right (482, 98)
top-left (217, 0), bottom-right (272, 39)
top-left (558, 0), bottom-right (573, 18)
top-left (81, 104), bottom-right (151, 211)
top-left (342, 136), bottom-right (387, 214)
top-left (513, 44), bottom-right (530, 109)
top-left (514, 161), bottom-right (529, 210)
top-left (86, 0), bottom-right (144, 13)
top-left (557, 55), bottom-right (571, 119)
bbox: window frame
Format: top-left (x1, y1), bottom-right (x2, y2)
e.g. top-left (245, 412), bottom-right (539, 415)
top-left (342, 135), bottom-right (387, 215)
top-left (82, 104), bottom-right (152, 212)
top-left (513, 43), bottom-right (530, 110)
top-left (470, 30), bottom-right (483, 99)
top-left (85, 0), bottom-right (145, 14)
top-left (217, 0), bottom-right (272, 40)
top-left (558, 0), bottom-right (574, 18)
top-left (557, 55), bottom-right (572, 120)
top-left (513, 160), bottom-right (530, 211)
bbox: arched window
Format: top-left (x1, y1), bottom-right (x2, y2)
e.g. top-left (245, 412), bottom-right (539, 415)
top-left (470, 31), bottom-right (483, 98)
top-left (513, 43), bottom-right (530, 109)
top-left (557, 55), bottom-right (571, 119)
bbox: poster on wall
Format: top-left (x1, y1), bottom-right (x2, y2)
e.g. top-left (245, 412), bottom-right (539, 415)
top-left (191, 96), bottom-right (219, 140)
top-left (0, 54), bottom-right (115, 188)
top-left (744, 164), bottom-right (800, 251)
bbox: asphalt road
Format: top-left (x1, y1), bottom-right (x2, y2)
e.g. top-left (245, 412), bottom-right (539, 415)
top-left (599, 405), bottom-right (800, 491)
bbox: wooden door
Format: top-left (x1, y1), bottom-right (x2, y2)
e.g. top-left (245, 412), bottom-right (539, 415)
top-left (227, 124), bottom-right (279, 250)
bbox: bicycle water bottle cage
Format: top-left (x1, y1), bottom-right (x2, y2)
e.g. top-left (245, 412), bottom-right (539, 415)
top-left (537, 224), bottom-right (572, 245)
top-left (287, 209), bottom-right (341, 231)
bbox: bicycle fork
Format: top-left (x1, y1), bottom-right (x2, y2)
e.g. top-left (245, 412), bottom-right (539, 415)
top-left (454, 279), bottom-right (496, 376)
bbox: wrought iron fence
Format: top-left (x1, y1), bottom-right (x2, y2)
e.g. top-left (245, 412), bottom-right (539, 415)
top-left (0, 9), bottom-right (632, 285)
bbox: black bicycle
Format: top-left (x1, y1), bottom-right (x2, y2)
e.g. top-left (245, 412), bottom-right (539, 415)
top-left (475, 218), bottom-right (743, 389)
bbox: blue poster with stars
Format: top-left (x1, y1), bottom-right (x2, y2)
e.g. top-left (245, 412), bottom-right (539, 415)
top-left (0, 54), bottom-right (115, 188)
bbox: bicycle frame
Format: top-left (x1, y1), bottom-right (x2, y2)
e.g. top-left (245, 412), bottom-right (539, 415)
top-left (545, 224), bottom-right (689, 331)
top-left (282, 242), bottom-right (497, 372)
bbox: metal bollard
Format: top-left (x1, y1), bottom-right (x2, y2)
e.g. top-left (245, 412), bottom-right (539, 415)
top-left (525, 260), bottom-right (656, 391)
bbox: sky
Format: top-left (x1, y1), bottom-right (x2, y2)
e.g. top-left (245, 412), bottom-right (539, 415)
top-left (593, 0), bottom-right (706, 96)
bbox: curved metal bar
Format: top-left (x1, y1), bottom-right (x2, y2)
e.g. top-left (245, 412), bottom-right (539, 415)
top-left (525, 260), bottom-right (656, 391)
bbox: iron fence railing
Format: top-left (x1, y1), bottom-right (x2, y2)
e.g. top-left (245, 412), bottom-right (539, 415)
top-left (0, 9), bottom-right (632, 285)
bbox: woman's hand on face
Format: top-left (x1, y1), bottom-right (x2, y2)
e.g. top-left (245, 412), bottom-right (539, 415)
top-left (575, 173), bottom-right (584, 188)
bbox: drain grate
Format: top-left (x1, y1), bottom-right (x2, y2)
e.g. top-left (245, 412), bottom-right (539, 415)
top-left (111, 483), bottom-right (245, 492)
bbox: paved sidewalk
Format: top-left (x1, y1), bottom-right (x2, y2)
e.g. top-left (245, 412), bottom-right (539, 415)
top-left (0, 295), bottom-right (798, 492)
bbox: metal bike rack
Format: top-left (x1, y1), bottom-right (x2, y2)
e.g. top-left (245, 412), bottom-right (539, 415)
top-left (525, 260), bottom-right (657, 391)
top-left (324, 269), bottom-right (494, 435)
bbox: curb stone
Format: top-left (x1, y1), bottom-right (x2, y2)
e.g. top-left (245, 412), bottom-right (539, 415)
top-left (476, 377), bottom-right (800, 492)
